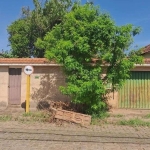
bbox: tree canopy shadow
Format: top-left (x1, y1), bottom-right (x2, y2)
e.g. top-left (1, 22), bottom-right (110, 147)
top-left (31, 74), bottom-right (70, 110)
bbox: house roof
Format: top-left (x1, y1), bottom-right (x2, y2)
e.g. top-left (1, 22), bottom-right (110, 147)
top-left (0, 57), bottom-right (150, 66)
top-left (144, 58), bottom-right (150, 64)
top-left (0, 58), bottom-right (55, 64)
top-left (142, 44), bottom-right (150, 54)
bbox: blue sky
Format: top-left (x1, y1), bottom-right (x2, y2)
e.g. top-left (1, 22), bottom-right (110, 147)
top-left (0, 0), bottom-right (150, 51)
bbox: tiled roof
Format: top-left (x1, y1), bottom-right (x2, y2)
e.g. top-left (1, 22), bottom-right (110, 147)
top-left (0, 58), bottom-right (150, 65)
top-left (0, 58), bottom-right (55, 64)
top-left (144, 58), bottom-right (150, 64)
top-left (142, 44), bottom-right (150, 54)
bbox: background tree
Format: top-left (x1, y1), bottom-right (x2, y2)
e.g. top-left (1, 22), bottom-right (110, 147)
top-left (7, 0), bottom-right (72, 58)
top-left (0, 50), bottom-right (14, 58)
top-left (36, 3), bottom-right (142, 115)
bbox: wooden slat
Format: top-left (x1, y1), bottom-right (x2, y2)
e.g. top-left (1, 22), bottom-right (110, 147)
top-left (54, 109), bottom-right (91, 126)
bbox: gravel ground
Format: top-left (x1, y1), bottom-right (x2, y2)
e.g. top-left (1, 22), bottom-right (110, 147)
top-left (0, 121), bottom-right (150, 150)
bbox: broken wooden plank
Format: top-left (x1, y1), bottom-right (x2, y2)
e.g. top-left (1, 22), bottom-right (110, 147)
top-left (54, 109), bottom-right (91, 126)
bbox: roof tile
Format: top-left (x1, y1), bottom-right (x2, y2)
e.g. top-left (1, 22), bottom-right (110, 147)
top-left (142, 44), bottom-right (150, 54)
top-left (0, 58), bottom-right (150, 65)
top-left (0, 58), bottom-right (55, 64)
top-left (144, 58), bottom-right (150, 64)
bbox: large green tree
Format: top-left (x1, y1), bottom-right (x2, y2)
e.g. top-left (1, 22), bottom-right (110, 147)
top-left (36, 4), bottom-right (142, 115)
top-left (7, 0), bottom-right (72, 58)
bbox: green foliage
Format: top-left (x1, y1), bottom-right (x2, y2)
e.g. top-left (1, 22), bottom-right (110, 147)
top-left (0, 50), bottom-right (15, 58)
top-left (0, 115), bottom-right (12, 121)
top-left (91, 112), bottom-right (110, 125)
top-left (92, 111), bottom-right (110, 119)
top-left (7, 0), bottom-right (72, 58)
top-left (7, 19), bottom-right (32, 57)
top-left (113, 114), bottom-right (123, 118)
top-left (128, 47), bottom-right (144, 64)
top-left (22, 111), bottom-right (50, 122)
top-left (143, 114), bottom-right (150, 119)
top-left (119, 118), bottom-right (150, 127)
top-left (36, 3), bottom-right (142, 115)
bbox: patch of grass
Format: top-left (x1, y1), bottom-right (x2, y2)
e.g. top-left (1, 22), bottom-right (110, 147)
top-left (92, 112), bottom-right (110, 119)
top-left (91, 112), bottom-right (110, 125)
top-left (113, 114), bottom-right (123, 118)
top-left (118, 118), bottom-right (150, 127)
top-left (143, 114), bottom-right (150, 119)
top-left (21, 111), bottom-right (50, 122)
top-left (91, 118), bottom-right (108, 125)
top-left (0, 111), bottom-right (51, 123)
top-left (91, 118), bottom-right (99, 125)
top-left (0, 115), bottom-right (12, 121)
top-left (22, 112), bottom-right (33, 117)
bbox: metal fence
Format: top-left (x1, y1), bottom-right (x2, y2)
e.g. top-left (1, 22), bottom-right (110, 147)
top-left (119, 71), bottom-right (150, 109)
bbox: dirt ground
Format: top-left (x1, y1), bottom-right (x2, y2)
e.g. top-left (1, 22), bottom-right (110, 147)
top-left (0, 121), bottom-right (150, 150)
top-left (0, 108), bottom-right (150, 149)
top-left (1, 107), bottom-right (150, 125)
